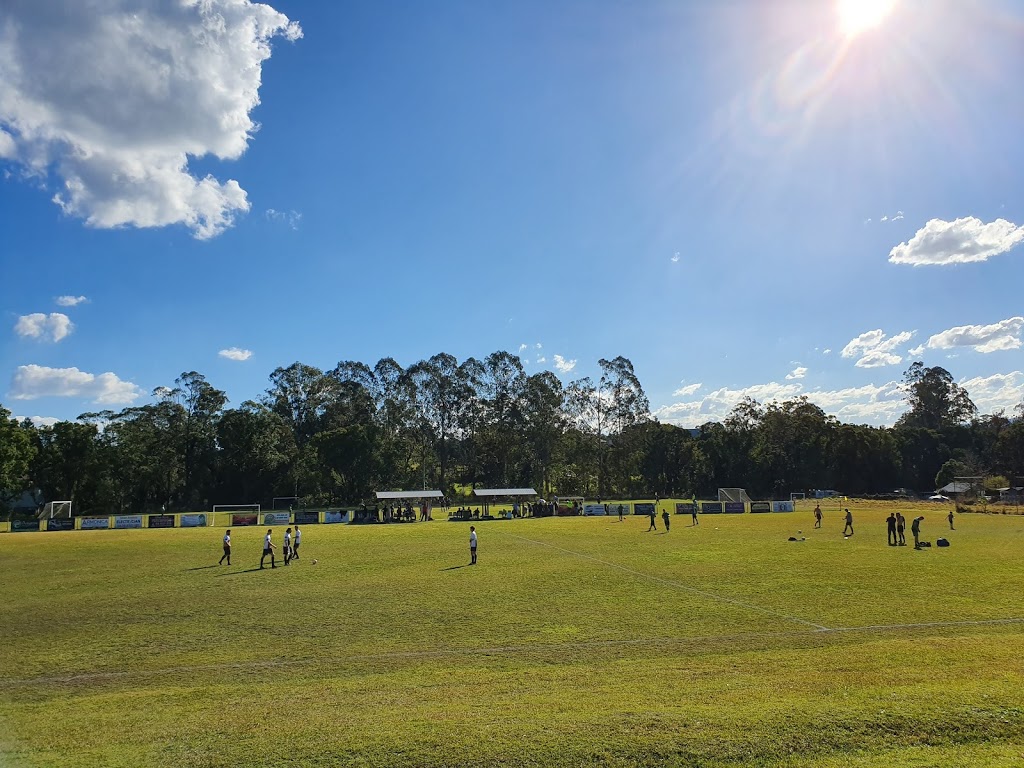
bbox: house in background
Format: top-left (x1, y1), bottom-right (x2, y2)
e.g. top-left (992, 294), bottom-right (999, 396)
top-left (936, 481), bottom-right (974, 498)
top-left (998, 487), bottom-right (1023, 503)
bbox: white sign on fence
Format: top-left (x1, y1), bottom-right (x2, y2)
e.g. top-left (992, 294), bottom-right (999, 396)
top-left (180, 513), bottom-right (208, 527)
top-left (771, 501), bottom-right (795, 513)
top-left (113, 515), bottom-right (143, 529)
top-left (81, 517), bottom-right (110, 529)
top-left (262, 512), bottom-right (291, 526)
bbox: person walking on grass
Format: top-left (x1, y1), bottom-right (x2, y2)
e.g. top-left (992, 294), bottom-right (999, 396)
top-left (948, 509), bottom-right (955, 531)
top-left (469, 526), bottom-right (478, 565)
top-left (662, 509), bottom-right (671, 532)
top-left (283, 527), bottom-right (293, 565)
top-left (292, 526), bottom-right (301, 559)
top-left (912, 516), bottom-right (924, 549)
top-left (886, 514), bottom-right (897, 546)
top-left (260, 529), bottom-right (276, 569)
top-left (843, 508), bottom-right (854, 536)
top-left (691, 502), bottom-right (699, 526)
top-left (219, 529), bottom-right (232, 565)
top-left (896, 512), bottom-right (906, 546)
top-left (648, 506), bottom-right (657, 531)
top-left (813, 504), bottom-right (822, 529)
top-left (618, 503), bottom-right (625, 522)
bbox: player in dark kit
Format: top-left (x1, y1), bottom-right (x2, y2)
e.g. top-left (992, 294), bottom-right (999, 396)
top-left (648, 507), bottom-right (657, 531)
top-left (662, 509), bottom-right (670, 532)
top-left (886, 514), bottom-right (897, 546)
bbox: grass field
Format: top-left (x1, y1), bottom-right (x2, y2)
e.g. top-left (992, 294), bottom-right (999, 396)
top-left (2, 499), bottom-right (1024, 767)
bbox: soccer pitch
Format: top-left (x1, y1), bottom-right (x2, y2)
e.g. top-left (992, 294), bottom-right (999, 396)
top-left (2, 502), bottom-right (1023, 767)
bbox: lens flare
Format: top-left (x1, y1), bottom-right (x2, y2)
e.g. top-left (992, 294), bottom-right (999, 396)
top-left (837, 0), bottom-right (896, 38)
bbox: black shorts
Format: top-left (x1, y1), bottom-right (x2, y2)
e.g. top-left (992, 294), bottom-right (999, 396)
top-left (263, 547), bottom-right (272, 556)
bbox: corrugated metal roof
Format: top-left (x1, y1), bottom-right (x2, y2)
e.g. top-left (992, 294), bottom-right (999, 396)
top-left (472, 488), bottom-right (538, 497)
top-left (374, 490), bottom-right (444, 500)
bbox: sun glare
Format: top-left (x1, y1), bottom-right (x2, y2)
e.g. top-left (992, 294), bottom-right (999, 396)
top-left (837, 0), bottom-right (895, 38)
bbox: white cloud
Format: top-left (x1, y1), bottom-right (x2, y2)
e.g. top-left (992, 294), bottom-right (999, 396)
top-left (518, 343), bottom-right (528, 353)
top-left (0, 1), bottom-right (301, 239)
top-left (823, 348), bottom-right (832, 355)
top-left (841, 329), bottom-right (914, 368)
top-left (673, 383), bottom-right (702, 397)
top-left (14, 312), bottom-right (73, 342)
top-left (671, 252), bottom-right (681, 263)
top-left (552, 354), bottom-right (577, 373)
top-left (535, 343), bottom-right (542, 349)
top-left (0, 127), bottom-right (15, 157)
top-left (923, 317), bottom-right (1024, 354)
top-left (889, 217), bottom-right (1024, 266)
top-left (959, 372), bottom-right (1024, 415)
top-left (54, 295), bottom-right (88, 307)
top-left (16, 415), bottom-right (60, 428)
top-left (536, 356), bottom-right (546, 364)
top-left (893, 211), bottom-right (904, 221)
top-left (786, 366), bottom-right (808, 380)
top-left (654, 379), bottom-right (907, 428)
top-left (881, 215), bottom-right (889, 222)
top-left (9, 364), bottom-right (141, 405)
top-left (219, 347), bottom-right (253, 361)
top-left (265, 208), bottom-right (302, 230)
top-left (908, 344), bottom-right (926, 356)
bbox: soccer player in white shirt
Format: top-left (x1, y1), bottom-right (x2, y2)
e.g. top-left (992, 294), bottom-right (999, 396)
top-left (283, 527), bottom-right (293, 565)
top-left (469, 526), bottom-right (478, 565)
top-left (260, 529), bottom-right (276, 569)
top-left (292, 526), bottom-right (301, 560)
top-left (219, 529), bottom-right (231, 565)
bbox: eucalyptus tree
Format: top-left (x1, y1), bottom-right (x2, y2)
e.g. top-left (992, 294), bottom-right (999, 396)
top-left (408, 353), bottom-right (476, 491)
top-left (0, 405), bottom-right (36, 514)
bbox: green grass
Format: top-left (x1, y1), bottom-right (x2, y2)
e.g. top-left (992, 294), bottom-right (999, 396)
top-left (2, 500), bottom-right (1023, 767)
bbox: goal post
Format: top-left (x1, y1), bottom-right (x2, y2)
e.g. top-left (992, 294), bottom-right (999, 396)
top-left (40, 500), bottom-right (72, 520)
top-left (790, 492), bottom-right (806, 503)
top-left (272, 496), bottom-right (299, 510)
top-left (212, 504), bottom-right (261, 515)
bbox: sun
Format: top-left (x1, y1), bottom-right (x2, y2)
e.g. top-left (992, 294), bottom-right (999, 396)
top-left (837, 0), bottom-right (896, 38)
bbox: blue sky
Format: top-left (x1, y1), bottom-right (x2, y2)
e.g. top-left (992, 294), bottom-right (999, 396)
top-left (2, 0), bottom-right (1023, 427)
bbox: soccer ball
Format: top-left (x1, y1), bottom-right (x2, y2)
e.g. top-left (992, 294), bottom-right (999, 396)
top-left (312, 559), bottom-right (318, 565)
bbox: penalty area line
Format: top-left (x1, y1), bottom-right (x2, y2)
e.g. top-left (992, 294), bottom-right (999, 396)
top-left (496, 530), bottom-right (829, 631)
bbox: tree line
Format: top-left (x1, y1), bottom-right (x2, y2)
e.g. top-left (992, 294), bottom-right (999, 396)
top-left (2, 355), bottom-right (1022, 517)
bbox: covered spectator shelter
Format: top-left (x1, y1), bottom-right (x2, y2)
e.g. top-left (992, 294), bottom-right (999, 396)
top-left (373, 490), bottom-right (444, 522)
top-left (472, 488), bottom-right (537, 519)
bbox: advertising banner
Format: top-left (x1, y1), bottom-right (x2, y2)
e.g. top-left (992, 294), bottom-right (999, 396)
top-left (701, 502), bottom-right (724, 514)
top-left (148, 514), bottom-right (174, 528)
top-left (771, 501), bottom-right (795, 513)
top-left (633, 503), bottom-right (655, 516)
top-left (113, 515), bottom-right (143, 529)
top-left (232, 513), bottom-right (258, 526)
top-left (324, 511), bottom-right (350, 524)
top-left (724, 502), bottom-right (746, 514)
top-left (46, 517), bottom-right (76, 531)
top-left (583, 504), bottom-right (609, 516)
top-left (609, 502), bottom-right (630, 517)
top-left (81, 517), bottom-right (110, 529)
top-left (180, 513), bottom-right (207, 528)
top-left (12, 519), bottom-right (40, 532)
top-left (262, 512), bottom-right (290, 526)
top-left (675, 502), bottom-right (693, 515)
top-left (294, 511), bottom-right (319, 525)
top-left (750, 501), bottom-right (771, 513)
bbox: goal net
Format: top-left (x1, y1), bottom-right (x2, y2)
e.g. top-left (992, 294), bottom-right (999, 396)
top-left (790, 492), bottom-right (806, 502)
top-left (39, 500), bottom-right (72, 520)
top-left (718, 488), bottom-right (752, 503)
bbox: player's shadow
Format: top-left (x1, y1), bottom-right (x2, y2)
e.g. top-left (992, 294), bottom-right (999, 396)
top-left (215, 567), bottom-right (265, 577)
top-left (441, 564), bottom-right (469, 571)
top-left (186, 565), bottom-right (221, 571)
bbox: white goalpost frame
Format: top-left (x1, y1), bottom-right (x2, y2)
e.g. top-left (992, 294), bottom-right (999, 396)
top-left (45, 500), bottom-right (73, 519)
top-left (790, 493), bottom-right (806, 503)
top-left (272, 496), bottom-right (299, 510)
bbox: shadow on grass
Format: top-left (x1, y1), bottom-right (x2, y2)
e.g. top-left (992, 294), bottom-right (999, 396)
top-left (215, 567), bottom-right (267, 577)
top-left (186, 565), bottom-right (221, 571)
top-left (440, 564), bottom-right (470, 571)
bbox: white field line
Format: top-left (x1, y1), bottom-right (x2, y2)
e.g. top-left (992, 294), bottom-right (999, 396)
top-left (5, 618), bottom-right (1023, 689)
top-left (496, 530), bottom-right (829, 630)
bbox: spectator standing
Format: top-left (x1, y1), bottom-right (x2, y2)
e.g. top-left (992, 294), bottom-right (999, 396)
top-left (813, 504), bottom-right (822, 529)
top-left (648, 507), bottom-right (657, 531)
top-left (912, 516), bottom-right (924, 549)
top-left (469, 526), bottom-right (478, 565)
top-left (843, 508), bottom-right (854, 536)
top-left (948, 509), bottom-right (955, 530)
